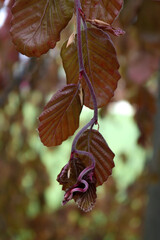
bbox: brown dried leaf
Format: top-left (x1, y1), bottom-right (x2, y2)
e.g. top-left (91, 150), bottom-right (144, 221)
top-left (86, 19), bottom-right (125, 36)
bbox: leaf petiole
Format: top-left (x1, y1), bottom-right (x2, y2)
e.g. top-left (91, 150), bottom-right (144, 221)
top-left (71, 0), bottom-right (98, 154)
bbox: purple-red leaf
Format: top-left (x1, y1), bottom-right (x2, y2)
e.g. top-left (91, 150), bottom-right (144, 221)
top-left (74, 179), bottom-right (97, 212)
top-left (57, 158), bottom-right (85, 191)
top-left (57, 157), bottom-right (97, 212)
top-left (76, 129), bottom-right (115, 186)
top-left (38, 84), bottom-right (82, 147)
top-left (61, 28), bottom-right (120, 109)
top-left (81, 0), bottom-right (124, 24)
top-left (10, 0), bottom-right (74, 57)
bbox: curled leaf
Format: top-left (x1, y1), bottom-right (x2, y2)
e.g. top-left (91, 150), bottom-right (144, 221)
top-left (57, 157), bottom-right (97, 212)
top-left (76, 129), bottom-right (115, 186)
top-left (86, 19), bottom-right (125, 36)
top-left (38, 84), bottom-right (82, 147)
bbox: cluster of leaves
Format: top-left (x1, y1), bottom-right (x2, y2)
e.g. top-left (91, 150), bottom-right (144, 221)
top-left (9, 0), bottom-right (125, 211)
top-left (0, 0), bottom-right (160, 239)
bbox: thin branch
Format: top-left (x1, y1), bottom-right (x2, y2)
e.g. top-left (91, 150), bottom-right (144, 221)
top-left (72, 0), bottom-right (98, 152)
top-left (75, 0), bottom-right (98, 119)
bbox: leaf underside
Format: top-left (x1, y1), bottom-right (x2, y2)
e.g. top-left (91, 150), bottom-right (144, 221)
top-left (76, 129), bottom-right (115, 186)
top-left (74, 180), bottom-right (97, 212)
top-left (61, 28), bottom-right (120, 109)
top-left (38, 84), bottom-right (82, 147)
top-left (10, 0), bottom-right (74, 57)
top-left (81, 0), bottom-right (124, 24)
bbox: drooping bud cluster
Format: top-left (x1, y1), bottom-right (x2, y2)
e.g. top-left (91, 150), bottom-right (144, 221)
top-left (57, 156), bottom-right (97, 212)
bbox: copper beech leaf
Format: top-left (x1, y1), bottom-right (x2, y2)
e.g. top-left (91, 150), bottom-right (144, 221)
top-left (81, 0), bottom-right (123, 24)
top-left (76, 129), bottom-right (115, 186)
top-left (61, 28), bottom-right (120, 109)
top-left (38, 84), bottom-right (82, 147)
top-left (10, 0), bottom-right (74, 57)
top-left (74, 178), bottom-right (97, 212)
top-left (57, 157), bottom-right (97, 212)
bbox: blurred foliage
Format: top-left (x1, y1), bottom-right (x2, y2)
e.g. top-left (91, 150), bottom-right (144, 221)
top-left (0, 0), bottom-right (160, 239)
